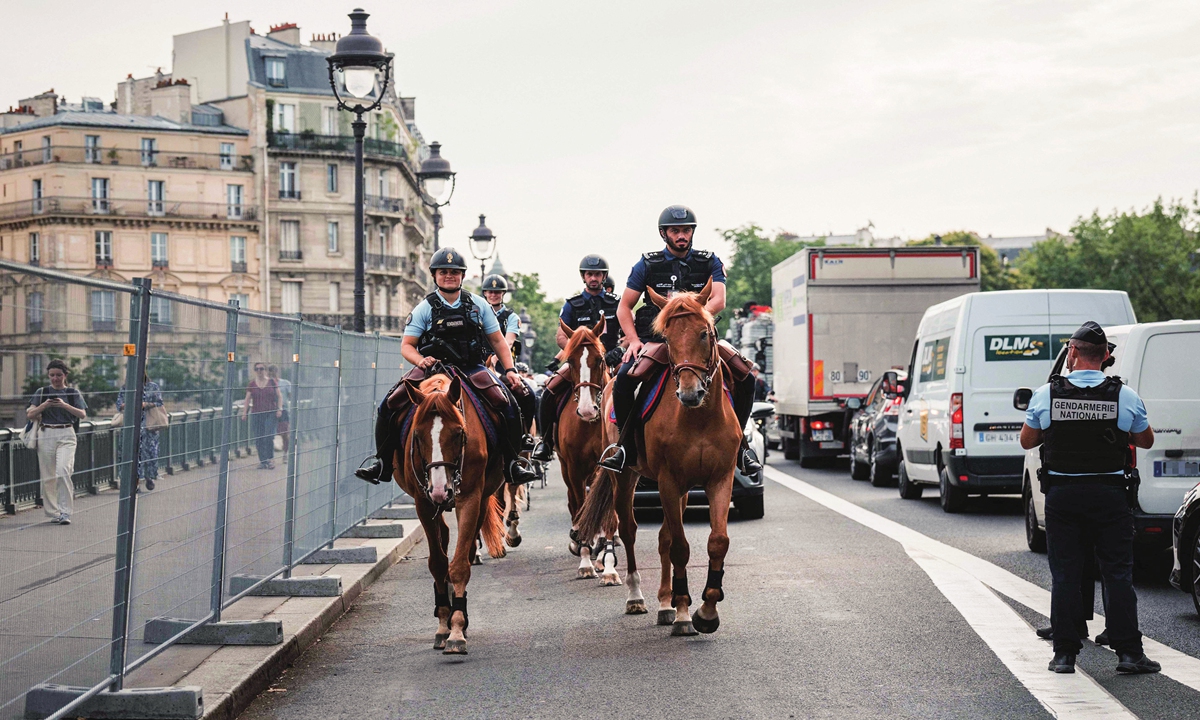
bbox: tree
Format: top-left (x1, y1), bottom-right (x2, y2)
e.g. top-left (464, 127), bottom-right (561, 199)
top-left (907, 230), bottom-right (1025, 292)
top-left (718, 224), bottom-right (820, 334)
top-left (508, 272), bottom-right (563, 371)
top-left (1018, 199), bottom-right (1200, 322)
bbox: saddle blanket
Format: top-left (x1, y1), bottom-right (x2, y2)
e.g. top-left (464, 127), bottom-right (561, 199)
top-left (398, 367), bottom-right (502, 453)
top-left (606, 367), bottom-right (734, 424)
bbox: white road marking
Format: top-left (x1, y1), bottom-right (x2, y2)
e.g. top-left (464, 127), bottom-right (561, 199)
top-left (766, 466), bottom-right (1200, 713)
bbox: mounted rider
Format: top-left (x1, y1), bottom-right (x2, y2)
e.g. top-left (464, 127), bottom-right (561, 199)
top-left (597, 205), bottom-right (762, 476)
top-left (530, 254), bottom-right (623, 462)
top-left (356, 248), bottom-right (539, 486)
top-left (482, 272), bottom-right (537, 436)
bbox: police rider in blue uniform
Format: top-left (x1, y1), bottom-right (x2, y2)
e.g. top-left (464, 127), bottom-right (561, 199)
top-left (482, 272), bottom-right (537, 438)
top-left (356, 248), bottom-right (539, 486)
top-left (597, 205), bottom-right (762, 476)
top-left (530, 254), bottom-right (623, 462)
top-left (1020, 321), bottom-right (1159, 676)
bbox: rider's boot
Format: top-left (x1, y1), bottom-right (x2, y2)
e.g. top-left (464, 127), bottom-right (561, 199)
top-left (503, 400), bottom-right (539, 485)
top-left (599, 359), bottom-right (637, 472)
top-left (531, 388), bottom-right (557, 461)
top-left (356, 409), bottom-right (393, 484)
top-left (732, 373), bottom-right (762, 475)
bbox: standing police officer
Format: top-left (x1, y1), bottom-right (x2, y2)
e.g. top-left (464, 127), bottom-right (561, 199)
top-left (598, 205), bottom-right (761, 476)
top-left (1019, 321), bottom-right (1159, 675)
top-left (531, 254), bottom-right (623, 462)
top-left (356, 248), bottom-right (538, 486)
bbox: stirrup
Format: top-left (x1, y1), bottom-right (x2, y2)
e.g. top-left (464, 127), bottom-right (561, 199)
top-left (509, 459), bottom-right (538, 485)
top-left (531, 440), bottom-right (554, 462)
top-left (737, 444), bottom-right (762, 476)
top-left (519, 433), bottom-right (536, 452)
top-left (355, 457), bottom-right (383, 485)
top-left (598, 444), bottom-right (626, 472)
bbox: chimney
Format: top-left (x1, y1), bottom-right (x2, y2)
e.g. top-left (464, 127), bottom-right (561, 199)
top-left (399, 97), bottom-right (416, 121)
top-left (17, 89), bottom-right (57, 117)
top-left (310, 32), bottom-right (339, 52)
top-left (268, 22), bottom-right (301, 46)
top-left (150, 79), bottom-right (192, 123)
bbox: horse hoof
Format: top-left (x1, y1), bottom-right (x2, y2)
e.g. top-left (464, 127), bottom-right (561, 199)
top-left (626, 600), bottom-right (648, 615)
top-left (568, 540), bottom-right (581, 557)
top-left (433, 633), bottom-right (449, 650)
top-left (578, 566), bottom-right (596, 579)
top-left (442, 639), bottom-right (468, 655)
top-left (471, 555), bottom-right (483, 566)
top-left (671, 620), bottom-right (699, 637)
top-left (600, 573), bottom-right (623, 587)
top-left (691, 612), bottom-right (720, 634)
top-left (506, 534), bottom-right (522, 548)
top-left (656, 609), bottom-right (676, 625)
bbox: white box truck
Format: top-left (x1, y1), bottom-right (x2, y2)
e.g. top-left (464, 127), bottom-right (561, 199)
top-left (771, 246), bottom-right (981, 467)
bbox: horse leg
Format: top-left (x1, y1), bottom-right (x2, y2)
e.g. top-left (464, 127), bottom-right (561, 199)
top-left (419, 509), bottom-right (452, 649)
top-left (656, 520), bottom-right (674, 624)
top-left (577, 534), bottom-right (597, 578)
top-left (660, 485), bottom-right (696, 636)
top-left (614, 473), bottom-right (645, 612)
top-left (599, 517), bottom-right (621, 586)
top-left (504, 483), bottom-right (523, 548)
top-left (445, 495), bottom-right (481, 655)
top-left (693, 480), bottom-right (732, 634)
top-left (565, 466), bottom-right (584, 556)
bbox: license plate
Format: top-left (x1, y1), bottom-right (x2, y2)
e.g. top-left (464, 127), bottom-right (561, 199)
top-left (977, 431), bottom-right (1019, 444)
top-left (819, 441), bottom-right (844, 449)
top-left (1154, 459), bottom-right (1200, 478)
top-left (811, 430), bottom-right (834, 442)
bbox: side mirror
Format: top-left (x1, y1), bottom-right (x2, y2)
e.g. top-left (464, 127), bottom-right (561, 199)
top-left (1012, 387), bottom-right (1033, 412)
top-left (880, 370), bottom-right (899, 394)
top-left (751, 404), bottom-right (775, 421)
top-left (846, 398), bottom-right (862, 410)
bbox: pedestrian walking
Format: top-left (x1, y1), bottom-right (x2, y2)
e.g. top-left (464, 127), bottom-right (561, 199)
top-left (26, 359), bottom-right (87, 525)
top-left (1020, 321), bottom-right (1159, 675)
top-left (116, 374), bottom-right (165, 491)
top-left (241, 362), bottom-right (282, 469)
top-left (268, 364), bottom-right (292, 454)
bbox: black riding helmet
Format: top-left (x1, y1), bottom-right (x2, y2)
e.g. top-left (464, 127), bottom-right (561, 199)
top-left (579, 254), bottom-right (609, 275)
top-left (482, 273), bottom-right (509, 292)
top-left (658, 205), bottom-right (697, 229)
top-left (603, 276), bottom-right (615, 293)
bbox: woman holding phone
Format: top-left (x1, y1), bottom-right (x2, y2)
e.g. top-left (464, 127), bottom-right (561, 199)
top-left (26, 359), bottom-right (87, 525)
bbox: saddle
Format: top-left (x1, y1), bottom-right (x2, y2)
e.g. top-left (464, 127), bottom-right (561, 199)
top-left (607, 340), bottom-right (748, 426)
top-left (385, 365), bottom-right (512, 415)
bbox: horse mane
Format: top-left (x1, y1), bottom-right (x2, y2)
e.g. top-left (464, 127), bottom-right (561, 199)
top-left (563, 323), bottom-right (605, 360)
top-left (651, 292), bottom-right (713, 336)
top-left (418, 374), bottom-right (463, 418)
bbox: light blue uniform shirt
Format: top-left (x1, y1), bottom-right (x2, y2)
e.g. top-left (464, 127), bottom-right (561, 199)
top-left (403, 291), bottom-right (501, 338)
top-left (494, 304), bottom-right (521, 336)
top-left (1025, 369), bottom-right (1149, 475)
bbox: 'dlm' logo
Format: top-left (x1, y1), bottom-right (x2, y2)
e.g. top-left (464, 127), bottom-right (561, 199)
top-left (990, 337), bottom-right (1034, 351)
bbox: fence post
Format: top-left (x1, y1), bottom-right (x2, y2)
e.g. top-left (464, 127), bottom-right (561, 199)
top-left (364, 332), bottom-right (380, 521)
top-left (282, 316), bottom-right (302, 577)
top-left (108, 277), bottom-right (152, 690)
top-left (326, 327), bottom-right (344, 547)
top-left (209, 300), bottom-right (240, 621)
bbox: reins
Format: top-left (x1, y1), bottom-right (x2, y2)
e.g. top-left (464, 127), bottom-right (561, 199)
top-left (407, 374), bottom-right (469, 512)
top-left (664, 313), bottom-right (721, 394)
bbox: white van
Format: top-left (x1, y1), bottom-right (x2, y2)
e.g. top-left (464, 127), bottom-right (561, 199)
top-left (1019, 320), bottom-right (1200, 554)
top-left (895, 289), bottom-right (1137, 512)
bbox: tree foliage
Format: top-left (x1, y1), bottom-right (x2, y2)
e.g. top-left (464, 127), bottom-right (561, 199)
top-left (718, 224), bottom-right (822, 333)
top-left (507, 272), bottom-right (563, 371)
top-left (907, 230), bottom-right (1025, 292)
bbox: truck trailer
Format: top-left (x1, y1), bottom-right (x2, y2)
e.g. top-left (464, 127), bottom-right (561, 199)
top-left (770, 246), bottom-right (981, 466)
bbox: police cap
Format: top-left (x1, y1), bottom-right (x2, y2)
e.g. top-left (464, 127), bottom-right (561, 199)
top-left (1070, 321), bottom-right (1107, 346)
top-left (481, 274), bottom-right (509, 292)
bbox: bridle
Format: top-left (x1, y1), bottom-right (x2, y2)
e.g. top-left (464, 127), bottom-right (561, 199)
top-left (664, 310), bottom-right (720, 395)
top-left (568, 338), bottom-right (609, 420)
top-left (408, 396), bottom-right (467, 512)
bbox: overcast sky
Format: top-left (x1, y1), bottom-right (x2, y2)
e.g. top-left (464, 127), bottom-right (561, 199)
top-left (5, 0), bottom-right (1199, 299)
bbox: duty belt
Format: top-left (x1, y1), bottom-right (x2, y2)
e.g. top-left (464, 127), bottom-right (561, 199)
top-left (1045, 473), bottom-right (1127, 488)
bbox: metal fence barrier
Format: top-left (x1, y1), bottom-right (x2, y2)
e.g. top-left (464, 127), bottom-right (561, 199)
top-left (0, 261), bottom-right (409, 720)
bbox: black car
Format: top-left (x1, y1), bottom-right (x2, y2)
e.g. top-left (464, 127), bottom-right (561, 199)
top-left (848, 370), bottom-right (907, 487)
top-left (1169, 479), bottom-right (1200, 615)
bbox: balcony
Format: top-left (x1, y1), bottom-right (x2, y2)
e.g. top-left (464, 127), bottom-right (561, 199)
top-left (278, 249), bottom-right (303, 261)
top-left (267, 131), bottom-right (412, 169)
top-left (231, 260), bottom-right (248, 274)
top-left (364, 194), bottom-right (404, 214)
top-left (366, 253), bottom-right (401, 272)
top-left (96, 257), bottom-right (113, 268)
top-left (278, 188), bottom-right (302, 200)
top-left (0, 145), bottom-right (253, 172)
top-left (152, 259), bottom-right (169, 268)
top-left (0, 197), bottom-right (260, 224)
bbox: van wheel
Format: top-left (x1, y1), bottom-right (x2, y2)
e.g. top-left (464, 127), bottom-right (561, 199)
top-left (897, 457), bottom-right (922, 499)
top-left (849, 440), bottom-right (870, 481)
top-left (1024, 484), bottom-right (1046, 553)
top-left (939, 467), bottom-right (967, 513)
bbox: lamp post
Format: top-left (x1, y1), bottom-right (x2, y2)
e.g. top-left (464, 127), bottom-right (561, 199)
top-left (519, 308), bottom-right (536, 363)
top-left (468, 214), bottom-right (496, 288)
top-left (327, 8), bottom-right (392, 334)
top-left (416, 142), bottom-right (456, 251)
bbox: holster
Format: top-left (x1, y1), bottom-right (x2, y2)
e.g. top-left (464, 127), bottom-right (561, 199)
top-left (385, 366), bottom-right (428, 411)
top-left (465, 368), bottom-right (510, 411)
top-left (717, 340), bottom-right (752, 382)
top-left (543, 365), bottom-right (572, 396)
top-left (1037, 466), bottom-right (1048, 495)
top-left (1125, 467), bottom-right (1141, 509)
top-left (628, 342), bottom-right (669, 382)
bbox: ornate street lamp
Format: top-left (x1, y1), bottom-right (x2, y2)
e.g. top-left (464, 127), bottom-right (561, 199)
top-left (468, 214), bottom-right (496, 287)
top-left (519, 308), bottom-right (536, 362)
top-left (416, 142), bottom-right (456, 250)
top-left (327, 7), bottom-right (392, 334)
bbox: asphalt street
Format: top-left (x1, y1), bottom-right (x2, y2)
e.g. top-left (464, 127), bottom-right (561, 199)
top-left (234, 456), bottom-right (1200, 719)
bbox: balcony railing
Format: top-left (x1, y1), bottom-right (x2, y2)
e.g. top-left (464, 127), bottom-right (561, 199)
top-left (279, 188), bottom-right (301, 200)
top-left (96, 257), bottom-right (113, 268)
top-left (364, 194), bottom-right (404, 214)
top-left (0, 145), bottom-right (253, 172)
top-left (366, 253), bottom-right (401, 271)
top-left (267, 131), bottom-right (412, 167)
top-left (231, 260), bottom-right (247, 273)
top-left (0, 197), bottom-right (260, 223)
top-left (152, 259), bottom-right (169, 268)
top-left (278, 249), bottom-right (303, 261)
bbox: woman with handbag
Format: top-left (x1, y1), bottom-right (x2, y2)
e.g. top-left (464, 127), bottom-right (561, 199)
top-left (25, 359), bottom-right (87, 525)
top-left (116, 374), bottom-right (166, 491)
top-left (241, 362), bottom-right (282, 469)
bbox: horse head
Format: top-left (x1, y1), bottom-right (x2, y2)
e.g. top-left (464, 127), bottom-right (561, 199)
top-left (404, 373), bottom-right (467, 507)
top-left (558, 317), bottom-right (608, 422)
top-left (647, 278), bottom-right (717, 409)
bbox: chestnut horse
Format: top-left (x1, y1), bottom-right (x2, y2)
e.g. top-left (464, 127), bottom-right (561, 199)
top-left (555, 318), bottom-right (620, 584)
top-left (577, 279), bottom-right (741, 635)
top-left (395, 373), bottom-right (507, 655)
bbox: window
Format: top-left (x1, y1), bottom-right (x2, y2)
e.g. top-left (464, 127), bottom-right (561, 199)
top-left (266, 57), bottom-right (286, 87)
top-left (281, 281), bottom-right (301, 314)
top-left (917, 337), bottom-right (950, 384)
top-left (29, 232), bottom-right (39, 265)
top-left (147, 180), bottom-right (165, 215)
top-left (279, 162), bottom-right (298, 198)
top-left (329, 281), bottom-right (340, 313)
top-left (41, 136), bottom-right (51, 163)
top-left (26, 353), bottom-right (45, 379)
top-left (220, 142), bottom-right (235, 170)
top-left (27, 292), bottom-right (44, 330)
top-left (230, 235), bottom-right (247, 272)
top-left (279, 220), bottom-right (301, 260)
top-left (229, 293), bottom-right (248, 310)
top-left (13, 140), bottom-right (22, 162)
top-left (151, 232), bottom-right (168, 266)
top-left (85, 135), bottom-right (100, 163)
top-left (273, 102), bottom-right (295, 133)
top-left (32, 179), bottom-right (43, 213)
top-left (140, 137), bottom-right (158, 166)
top-left (95, 231), bottom-right (113, 266)
top-left (149, 295), bottom-right (172, 326)
top-left (378, 169), bottom-right (387, 197)
top-left (327, 221), bottom-right (339, 253)
top-left (326, 163), bottom-right (338, 193)
top-left (379, 224), bottom-right (389, 255)
top-left (91, 289), bottom-right (116, 330)
top-left (323, 106), bottom-right (338, 135)
top-left (91, 177), bottom-right (110, 213)
top-left (226, 184), bottom-right (244, 219)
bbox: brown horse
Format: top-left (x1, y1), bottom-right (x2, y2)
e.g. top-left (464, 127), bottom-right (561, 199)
top-left (395, 373), bottom-right (507, 655)
top-left (555, 318), bottom-right (620, 583)
top-left (577, 279), bottom-right (741, 635)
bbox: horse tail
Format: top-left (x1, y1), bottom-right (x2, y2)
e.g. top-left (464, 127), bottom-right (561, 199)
top-left (480, 492), bottom-right (507, 558)
top-left (575, 467), bottom-right (615, 541)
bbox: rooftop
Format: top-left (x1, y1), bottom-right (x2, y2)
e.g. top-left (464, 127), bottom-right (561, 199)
top-left (0, 110), bottom-right (248, 136)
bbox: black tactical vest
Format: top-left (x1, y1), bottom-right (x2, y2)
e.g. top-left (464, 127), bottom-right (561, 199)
top-left (484, 305), bottom-right (514, 361)
top-left (634, 249), bottom-right (716, 340)
top-left (417, 292), bottom-right (487, 368)
top-left (1042, 375), bottom-right (1129, 475)
top-left (566, 291), bottom-right (621, 351)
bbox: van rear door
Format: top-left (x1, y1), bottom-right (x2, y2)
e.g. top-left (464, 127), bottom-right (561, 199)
top-left (967, 324), bottom-right (1054, 456)
top-left (1134, 330), bottom-right (1200, 515)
